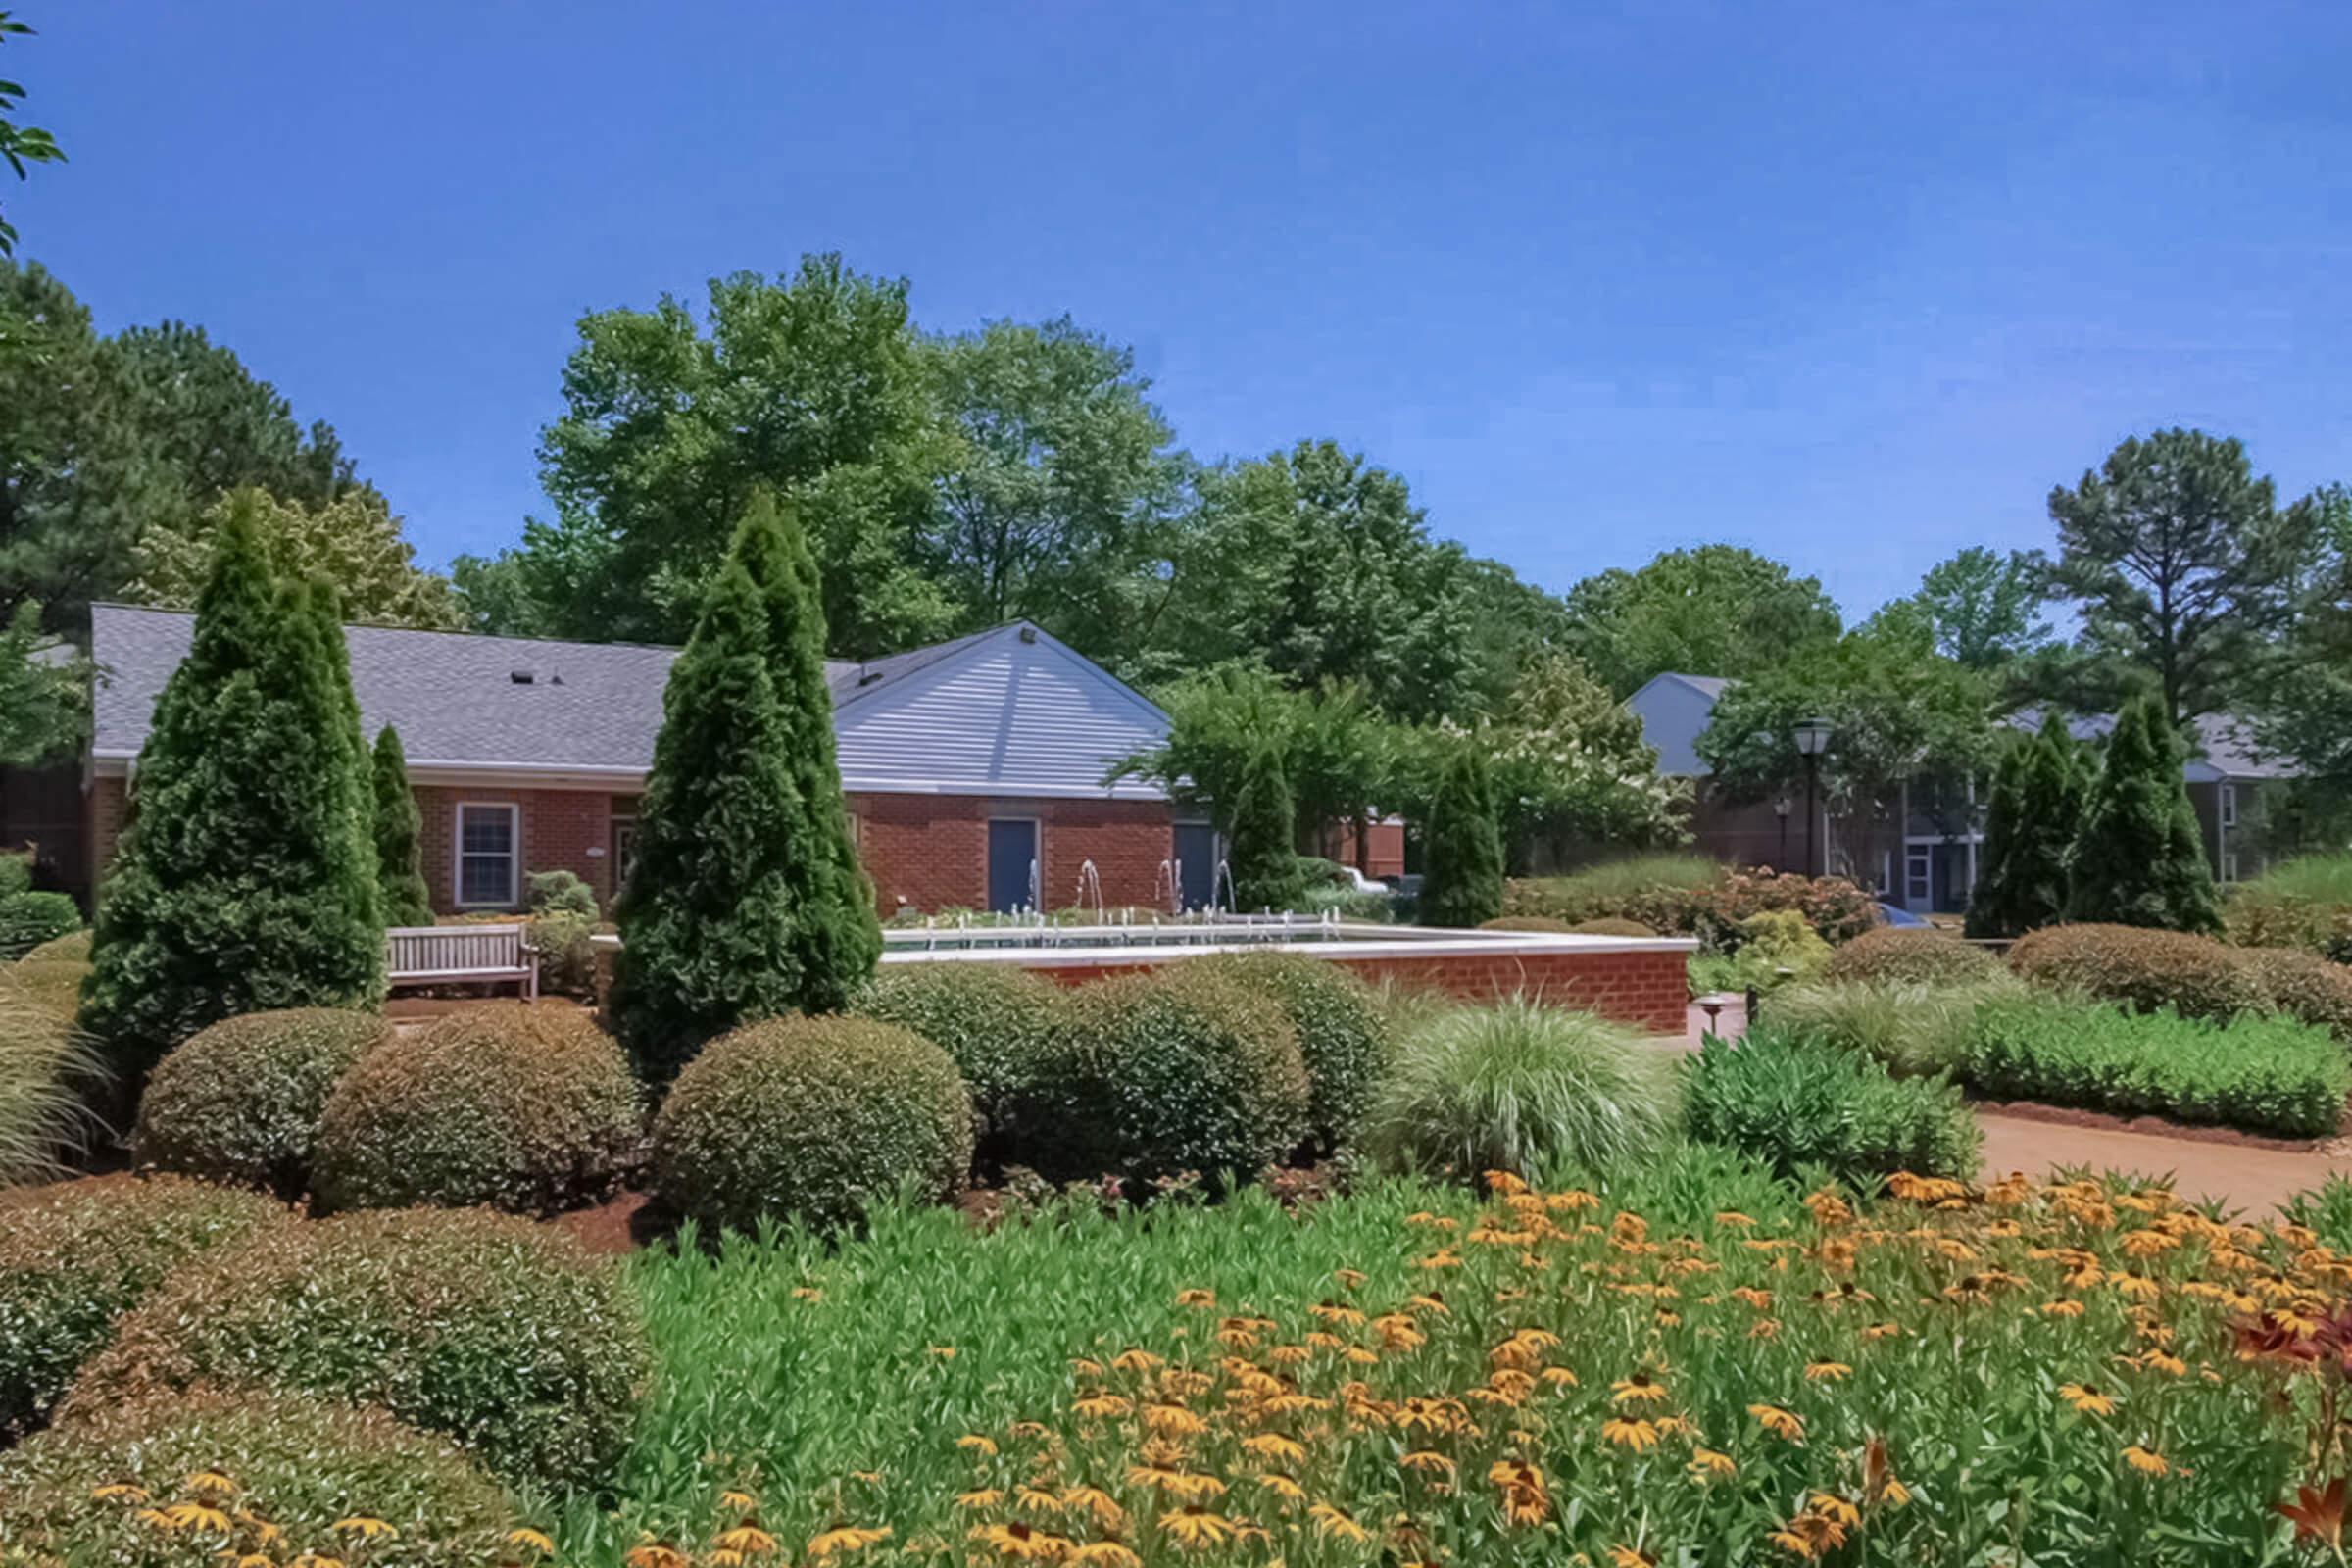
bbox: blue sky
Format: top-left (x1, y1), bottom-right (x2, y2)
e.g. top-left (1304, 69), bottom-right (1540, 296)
top-left (13, 1), bottom-right (2349, 617)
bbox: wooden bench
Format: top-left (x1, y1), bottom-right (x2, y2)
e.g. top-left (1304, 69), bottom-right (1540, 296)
top-left (386, 924), bottom-right (537, 1000)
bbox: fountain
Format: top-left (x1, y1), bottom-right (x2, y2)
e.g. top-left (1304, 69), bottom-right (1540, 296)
top-left (1211, 858), bottom-right (1237, 919)
top-left (1152, 858), bottom-right (1178, 915)
top-left (1075, 859), bottom-right (1106, 924)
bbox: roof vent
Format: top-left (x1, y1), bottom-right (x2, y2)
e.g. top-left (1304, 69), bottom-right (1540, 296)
top-left (1017, 625), bottom-right (1038, 644)
top-left (510, 669), bottom-right (535, 685)
top-left (858, 668), bottom-right (884, 687)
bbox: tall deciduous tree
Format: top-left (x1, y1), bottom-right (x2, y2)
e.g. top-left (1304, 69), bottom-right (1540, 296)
top-left (2047, 429), bottom-right (2303, 724)
top-left (1487, 652), bottom-right (1689, 871)
top-left (371, 725), bottom-right (433, 927)
top-left (1419, 744), bottom-right (1504, 929)
top-left (1965, 717), bottom-right (2085, 938)
top-left (0, 600), bottom-right (82, 764)
top-left (1561, 545), bottom-right (1842, 698)
top-left (0, 12), bottom-right (64, 256)
top-left (131, 488), bottom-right (459, 629)
top-left (81, 497), bottom-right (384, 1078)
top-left (1901, 547), bottom-right (2052, 671)
top-left (2066, 694), bottom-right (2220, 934)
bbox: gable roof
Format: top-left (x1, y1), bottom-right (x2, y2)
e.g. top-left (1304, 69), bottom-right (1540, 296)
top-left (87, 605), bottom-right (1169, 799)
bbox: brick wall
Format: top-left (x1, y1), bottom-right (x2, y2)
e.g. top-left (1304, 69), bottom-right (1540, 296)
top-left (853, 793), bottom-right (1175, 915)
top-left (88, 774), bottom-right (127, 899)
top-left (413, 785), bottom-right (621, 912)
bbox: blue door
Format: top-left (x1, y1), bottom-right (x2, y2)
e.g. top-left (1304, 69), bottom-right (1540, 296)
top-left (987, 819), bottom-right (1038, 913)
top-left (1174, 822), bottom-right (1218, 910)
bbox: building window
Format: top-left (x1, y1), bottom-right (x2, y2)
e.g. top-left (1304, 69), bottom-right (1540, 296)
top-left (2223, 851), bottom-right (2241, 885)
top-left (1904, 847), bottom-right (1931, 906)
top-left (456, 802), bottom-right (519, 907)
top-left (2221, 784), bottom-right (2237, 828)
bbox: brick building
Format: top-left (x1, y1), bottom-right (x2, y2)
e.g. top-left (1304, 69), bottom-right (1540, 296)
top-left (65, 606), bottom-right (1367, 920)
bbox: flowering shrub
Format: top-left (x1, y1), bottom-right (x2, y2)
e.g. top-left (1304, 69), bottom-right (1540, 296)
top-left (2008, 923), bottom-right (2270, 1022)
top-left (63, 1206), bottom-right (649, 1492)
top-left (1683, 1026), bottom-right (1981, 1184)
top-left (133, 1007), bottom-right (390, 1196)
top-left (0, 1175), bottom-right (287, 1438)
top-left (1504, 863), bottom-right (1881, 947)
top-left (0, 1391), bottom-right (514, 1568)
top-left (1823, 927), bottom-right (2003, 986)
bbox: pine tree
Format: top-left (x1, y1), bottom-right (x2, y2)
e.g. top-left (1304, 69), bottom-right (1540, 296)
top-left (1223, 734), bottom-right (1302, 912)
top-left (371, 724), bottom-right (433, 927)
top-left (1421, 743), bottom-right (1505, 928)
top-left (80, 496), bottom-right (384, 1079)
top-left (2066, 694), bottom-right (2221, 933)
top-left (729, 490), bottom-right (882, 1010)
top-left (1966, 716), bottom-right (2085, 938)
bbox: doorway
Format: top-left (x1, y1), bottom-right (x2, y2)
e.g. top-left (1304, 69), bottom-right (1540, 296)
top-left (987, 818), bottom-right (1039, 913)
top-left (1173, 821), bottom-right (1217, 910)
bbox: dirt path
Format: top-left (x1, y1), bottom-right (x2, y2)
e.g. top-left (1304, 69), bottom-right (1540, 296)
top-left (1976, 1110), bottom-right (2352, 1217)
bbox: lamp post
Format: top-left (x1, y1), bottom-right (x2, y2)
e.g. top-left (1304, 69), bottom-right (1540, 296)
top-left (1793, 717), bottom-right (1833, 879)
top-left (1773, 795), bottom-right (1791, 870)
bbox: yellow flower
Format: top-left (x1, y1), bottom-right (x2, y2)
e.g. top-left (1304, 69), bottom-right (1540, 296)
top-left (717, 1492), bottom-right (759, 1514)
top-left (183, 1471), bottom-right (237, 1497)
top-left (332, 1518), bottom-right (397, 1541)
top-left (1157, 1506), bottom-right (1233, 1549)
top-left (2042, 1298), bottom-right (2085, 1318)
top-left (1254, 1472), bottom-right (1306, 1503)
top-left (1014, 1485), bottom-right (1063, 1516)
top-left (2059, 1383), bottom-right (2116, 1417)
top-left (1399, 1450), bottom-right (1457, 1481)
top-left (1610, 1372), bottom-right (1669, 1404)
top-left (957, 1434), bottom-right (999, 1456)
top-left (625, 1544), bottom-right (689, 1568)
top-left (1072, 1393), bottom-right (1130, 1419)
top-left (1602, 1416), bottom-right (1661, 1452)
top-left (712, 1526), bottom-right (777, 1556)
top-left (1749, 1404), bottom-right (1805, 1442)
top-left (162, 1503), bottom-right (232, 1534)
top-left (1689, 1447), bottom-right (1736, 1480)
top-left (1061, 1487), bottom-right (1124, 1531)
top-left (929, 1346), bottom-right (958, 1359)
top-left (1308, 1503), bottom-right (1372, 1544)
top-left (1240, 1433), bottom-right (1304, 1465)
top-left (505, 1534), bottom-right (552, 1560)
top-left (2122, 1445), bottom-right (2171, 1477)
top-left (956, 1492), bottom-right (1004, 1512)
top-left (1607, 1547), bottom-right (1657, 1568)
top-left (1070, 1544), bottom-right (1142, 1568)
top-left (1803, 1361), bottom-right (1851, 1382)
top-left (966, 1521), bottom-right (1067, 1562)
top-left (807, 1526), bottom-right (892, 1559)
top-left (1174, 1288), bottom-right (1215, 1307)
top-left (89, 1484), bottom-right (149, 1503)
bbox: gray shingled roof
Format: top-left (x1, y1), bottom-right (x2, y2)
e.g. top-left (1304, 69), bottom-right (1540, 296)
top-left (87, 603), bottom-right (991, 773)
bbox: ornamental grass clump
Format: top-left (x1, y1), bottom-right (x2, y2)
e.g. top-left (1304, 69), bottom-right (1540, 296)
top-left (311, 1003), bottom-right (642, 1215)
top-left (1763, 973), bottom-right (2026, 1078)
top-left (1364, 995), bottom-right (1676, 1182)
top-left (64, 1205), bottom-right (649, 1492)
top-left (1823, 927), bottom-right (2003, 986)
top-left (2008, 922), bottom-right (2270, 1022)
top-left (0, 967), bottom-right (102, 1185)
top-left (0, 1391), bottom-right (514, 1568)
top-left (654, 1014), bottom-right (975, 1233)
top-left (1189, 952), bottom-right (1390, 1156)
top-left (0, 1175), bottom-right (287, 1438)
top-left (1682, 1024), bottom-right (1981, 1185)
top-left (134, 1006), bottom-right (390, 1196)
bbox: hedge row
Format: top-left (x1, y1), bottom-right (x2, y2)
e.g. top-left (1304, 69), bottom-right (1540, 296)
top-left (2007, 922), bottom-right (2352, 1039)
top-left (1502, 865), bottom-right (1882, 946)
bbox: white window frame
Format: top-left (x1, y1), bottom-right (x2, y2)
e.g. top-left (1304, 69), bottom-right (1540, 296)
top-left (454, 801), bottom-right (521, 909)
top-left (2221, 783), bottom-right (2238, 828)
top-left (2223, 850), bottom-right (2241, 885)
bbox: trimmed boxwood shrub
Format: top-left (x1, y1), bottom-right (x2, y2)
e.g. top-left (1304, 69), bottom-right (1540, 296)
top-left (1479, 915), bottom-right (1573, 933)
top-left (1965, 995), bottom-right (2349, 1139)
top-left (1055, 965), bottom-right (1310, 1184)
top-left (1683, 1025), bottom-right (1982, 1185)
top-left (312, 1003), bottom-right (642, 1215)
top-left (853, 962), bottom-right (1066, 1157)
top-left (655, 1014), bottom-right (973, 1232)
top-left (1822, 927), bottom-right (2002, 986)
top-left (1568, 917), bottom-right (1659, 937)
top-left (1, 1391), bottom-right (513, 1568)
top-left (2008, 923), bottom-right (2268, 1022)
top-left (63, 1205), bottom-right (649, 1491)
top-left (0, 890), bottom-right (78, 960)
top-left (0, 1175), bottom-right (287, 1439)
top-left (21, 928), bottom-right (90, 965)
top-left (134, 1007), bottom-right (390, 1195)
top-left (2244, 947), bottom-right (2352, 1042)
top-left (1192, 952), bottom-right (1389, 1155)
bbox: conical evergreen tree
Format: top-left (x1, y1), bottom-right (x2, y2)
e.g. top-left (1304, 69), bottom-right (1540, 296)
top-left (1421, 743), bottom-right (1505, 928)
top-left (1967, 716), bottom-right (2087, 938)
top-left (1963, 736), bottom-right (2031, 939)
top-left (1224, 734), bottom-right (1302, 911)
top-left (729, 490), bottom-right (882, 1010)
top-left (81, 496), bottom-right (384, 1080)
top-left (371, 724), bottom-right (434, 927)
top-left (2066, 694), bottom-right (2221, 933)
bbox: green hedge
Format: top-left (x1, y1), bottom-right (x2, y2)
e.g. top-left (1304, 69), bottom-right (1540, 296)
top-left (134, 1007), bottom-right (389, 1196)
top-left (1502, 861), bottom-right (1881, 945)
top-left (1682, 1025), bottom-right (1981, 1185)
top-left (1965, 995), bottom-right (2349, 1139)
top-left (1822, 927), bottom-right (2002, 986)
top-left (2244, 947), bottom-right (2352, 1042)
top-left (2008, 923), bottom-right (2269, 1021)
top-left (0, 891), bottom-right (78, 961)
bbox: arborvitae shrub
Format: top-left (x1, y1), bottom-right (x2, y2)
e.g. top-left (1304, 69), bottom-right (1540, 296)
top-left (1054, 965), bottom-right (1310, 1184)
top-left (853, 962), bottom-right (1065, 1160)
top-left (0, 891), bottom-right (77, 959)
top-left (0, 1392), bottom-right (514, 1568)
top-left (1822, 927), bottom-right (2003, 986)
top-left (1420, 746), bottom-right (1505, 928)
top-left (2008, 923), bottom-right (2268, 1022)
top-left (1224, 736), bottom-right (1303, 912)
top-left (312, 1003), bottom-right (642, 1215)
top-left (2067, 696), bottom-right (2221, 934)
top-left (64, 1206), bottom-right (650, 1492)
top-left (1191, 952), bottom-right (1389, 1155)
top-left (653, 1014), bottom-right (974, 1232)
top-left (1967, 718), bottom-right (2084, 938)
top-left (0, 1175), bottom-right (288, 1438)
top-left (371, 724), bottom-right (433, 927)
top-left (134, 1007), bottom-right (390, 1195)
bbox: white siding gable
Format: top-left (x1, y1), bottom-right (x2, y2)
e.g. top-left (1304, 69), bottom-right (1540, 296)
top-left (835, 627), bottom-right (1169, 799)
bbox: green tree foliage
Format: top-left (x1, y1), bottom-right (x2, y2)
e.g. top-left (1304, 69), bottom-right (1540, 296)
top-left (132, 489), bottom-right (458, 630)
top-left (370, 725), bottom-right (433, 927)
top-left (0, 13), bottom-right (63, 256)
top-left (1561, 545), bottom-right (1842, 698)
top-left (2047, 429), bottom-right (2304, 723)
top-left (81, 498), bottom-right (385, 1079)
top-left (1223, 735), bottom-right (1304, 912)
top-left (2065, 695), bottom-right (2221, 934)
top-left (0, 600), bottom-right (81, 764)
top-left (1965, 717), bottom-right (2085, 938)
top-left (1485, 652), bottom-right (1689, 870)
top-left (1901, 547), bottom-right (2052, 670)
top-left (1420, 743), bottom-right (1505, 928)
top-left (612, 497), bottom-right (879, 1083)
top-left (483, 255), bottom-right (951, 655)
top-left (2252, 482), bottom-right (2352, 792)
top-left (924, 317), bottom-right (1188, 658)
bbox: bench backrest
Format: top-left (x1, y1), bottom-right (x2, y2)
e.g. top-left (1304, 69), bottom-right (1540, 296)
top-left (386, 923), bottom-right (528, 978)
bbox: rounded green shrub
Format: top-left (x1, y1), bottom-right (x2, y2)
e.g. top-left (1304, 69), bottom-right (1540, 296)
top-left (312, 1003), bottom-right (641, 1215)
top-left (1823, 926), bottom-right (2002, 986)
top-left (2242, 948), bottom-right (2352, 1041)
top-left (0, 1175), bottom-right (287, 1439)
top-left (1568, 917), bottom-right (1659, 938)
top-left (654, 1014), bottom-right (974, 1231)
top-left (1, 1391), bottom-right (513, 1568)
top-left (854, 961), bottom-right (1065, 1153)
top-left (0, 891), bottom-right (78, 961)
top-left (62, 1205), bottom-right (649, 1492)
top-left (1190, 953), bottom-right (1388, 1155)
top-left (1684, 1024), bottom-right (1981, 1185)
top-left (3, 956), bottom-right (87, 1023)
top-left (1364, 995), bottom-right (1676, 1181)
top-left (1478, 915), bottom-right (1574, 933)
top-left (134, 1007), bottom-right (390, 1195)
top-left (21, 928), bottom-right (90, 965)
top-left (2008, 923), bottom-right (2268, 1022)
top-left (1055, 965), bottom-right (1309, 1183)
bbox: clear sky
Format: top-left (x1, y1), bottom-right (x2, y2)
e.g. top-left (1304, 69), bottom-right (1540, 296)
top-left (13, 1), bottom-right (2348, 617)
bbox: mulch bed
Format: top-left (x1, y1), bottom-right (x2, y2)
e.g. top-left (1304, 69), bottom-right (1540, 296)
top-left (1971, 1097), bottom-right (2333, 1154)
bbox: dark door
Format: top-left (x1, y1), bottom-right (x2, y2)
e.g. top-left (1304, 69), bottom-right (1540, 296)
top-left (1174, 821), bottom-right (1217, 910)
top-left (987, 818), bottom-right (1039, 913)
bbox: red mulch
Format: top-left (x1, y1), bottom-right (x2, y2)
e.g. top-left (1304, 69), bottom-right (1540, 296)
top-left (1969, 1097), bottom-right (2332, 1153)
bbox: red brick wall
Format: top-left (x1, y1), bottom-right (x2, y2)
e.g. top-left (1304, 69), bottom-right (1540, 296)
top-left (1016, 947), bottom-right (1690, 1036)
top-left (411, 785), bottom-right (622, 913)
top-left (88, 774), bottom-right (127, 898)
top-left (853, 793), bottom-right (1175, 915)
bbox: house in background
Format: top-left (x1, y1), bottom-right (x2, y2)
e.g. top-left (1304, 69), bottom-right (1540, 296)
top-left (1628, 670), bottom-right (2292, 914)
top-left (58, 607), bottom-right (1251, 919)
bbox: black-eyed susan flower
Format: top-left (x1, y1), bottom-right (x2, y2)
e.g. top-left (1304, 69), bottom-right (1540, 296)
top-left (1602, 1416), bottom-right (1661, 1452)
top-left (806, 1526), bottom-right (891, 1559)
top-left (1749, 1404), bottom-right (1804, 1442)
top-left (2122, 1445), bottom-right (2172, 1477)
top-left (1611, 1372), bottom-right (1669, 1405)
top-left (2059, 1383), bottom-right (2117, 1416)
top-left (1157, 1506), bottom-right (1232, 1549)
